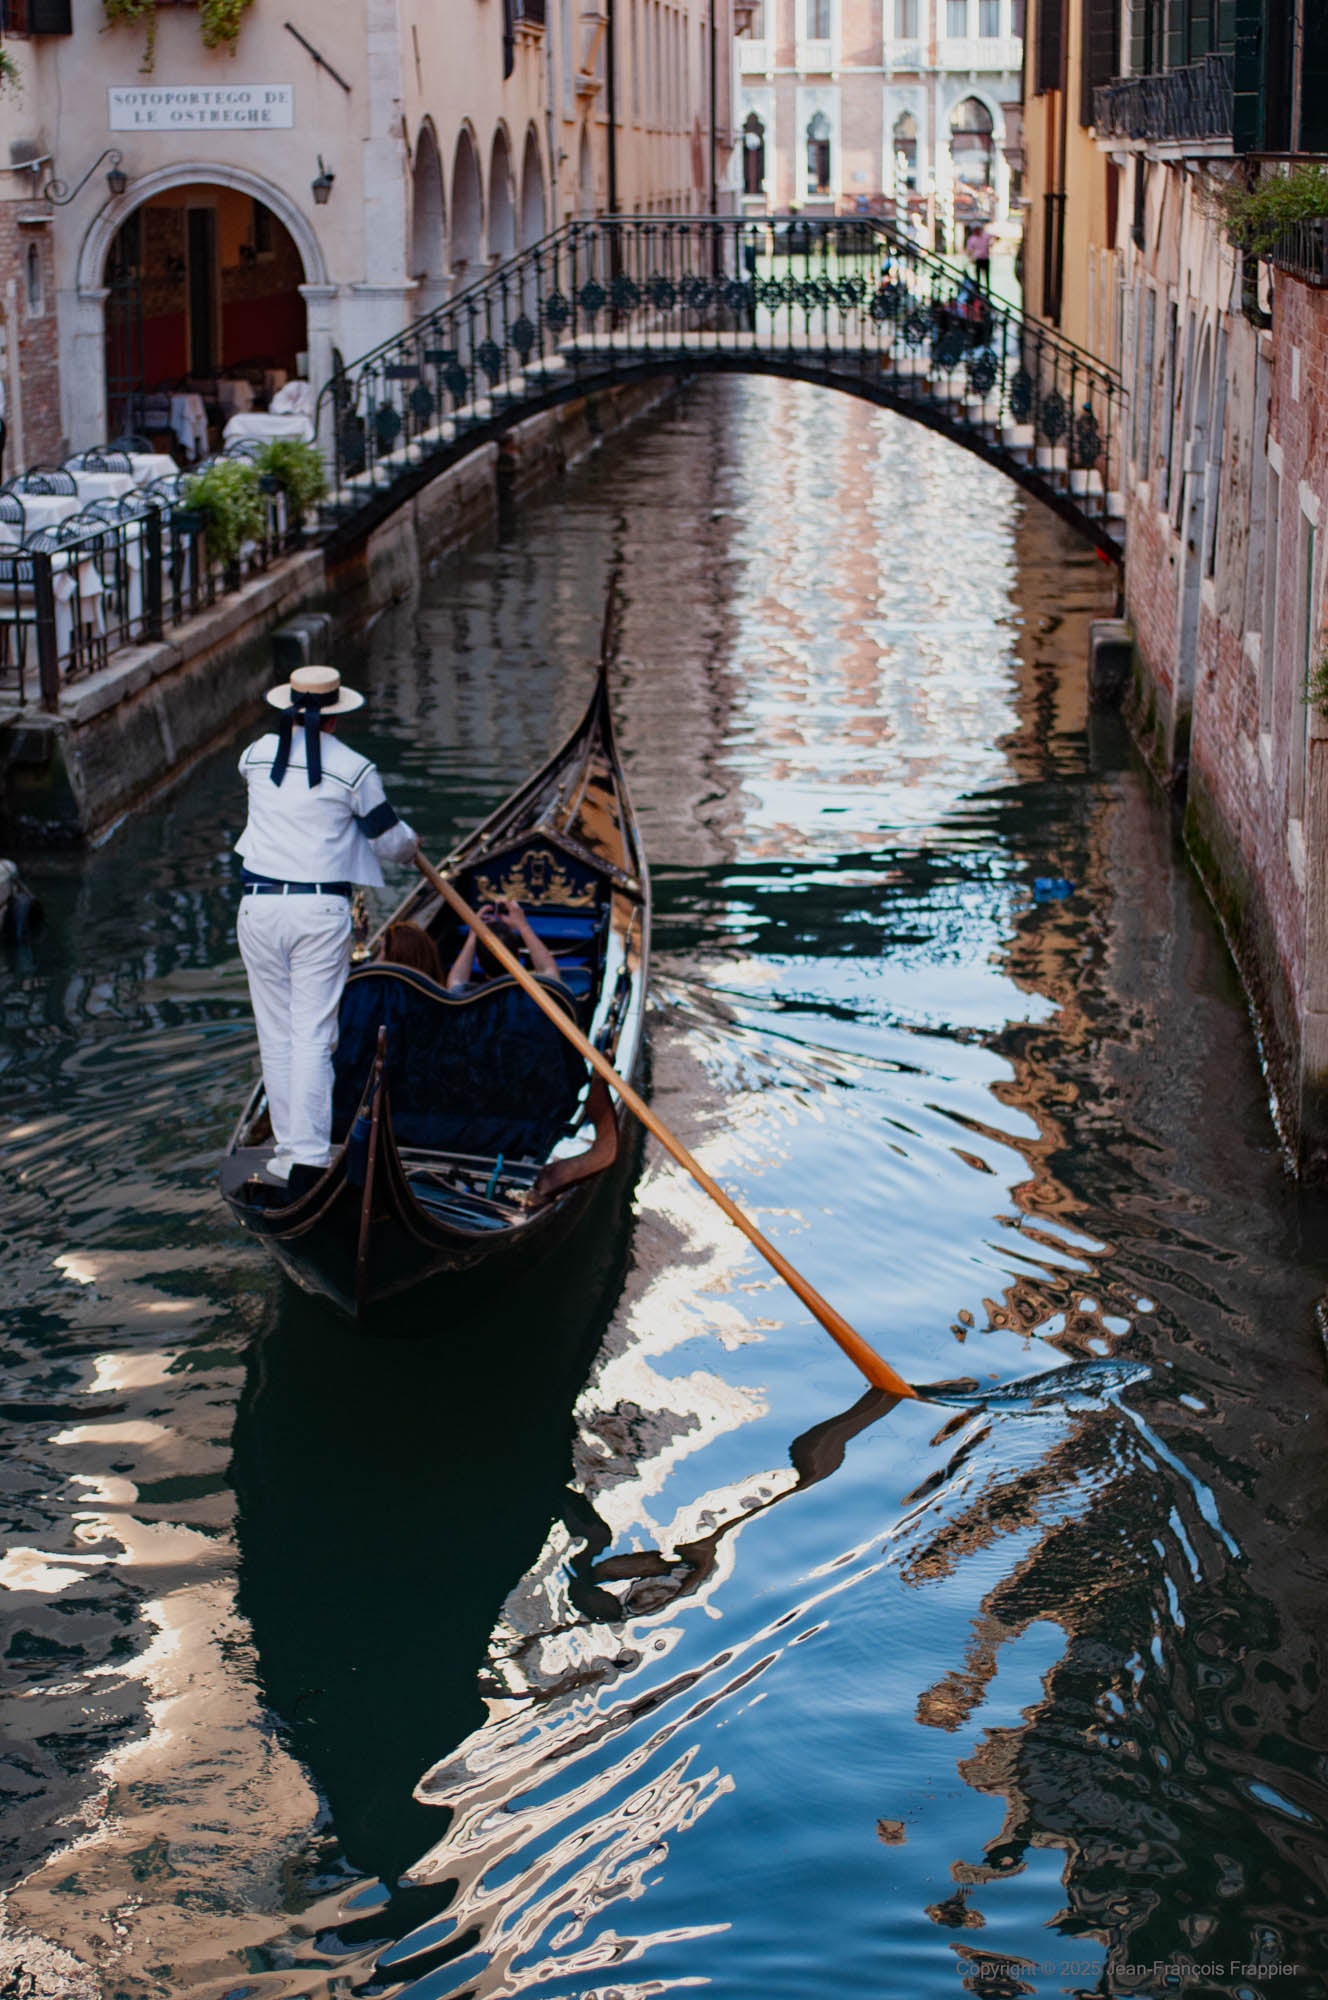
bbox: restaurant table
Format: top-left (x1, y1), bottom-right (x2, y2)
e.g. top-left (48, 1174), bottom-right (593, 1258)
top-left (9, 493), bottom-right (80, 534)
top-left (128, 453), bottom-right (180, 488)
top-left (69, 471), bottom-right (135, 505)
top-left (222, 411), bottom-right (316, 446)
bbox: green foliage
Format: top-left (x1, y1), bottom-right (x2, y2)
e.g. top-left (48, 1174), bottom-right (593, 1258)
top-left (1213, 165), bottom-right (1328, 258)
top-left (1308, 650), bottom-right (1328, 719)
top-left (102, 0), bottom-right (253, 68)
top-left (184, 459), bottom-right (265, 569)
top-left (102, 0), bottom-right (157, 73)
top-left (0, 46), bottom-right (21, 96)
top-left (199, 0), bottom-right (254, 52)
top-left (255, 438), bottom-right (327, 520)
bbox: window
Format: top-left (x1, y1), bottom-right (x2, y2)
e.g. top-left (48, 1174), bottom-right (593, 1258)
top-left (950, 96), bottom-right (994, 188)
top-left (806, 110), bottom-right (832, 194)
top-left (1133, 288), bottom-right (1155, 469)
top-left (24, 240), bottom-right (43, 317)
top-left (894, 0), bottom-right (917, 33)
top-left (1034, 0), bottom-right (1065, 93)
top-left (1291, 516), bottom-right (1318, 821)
top-left (1243, 355), bottom-right (1272, 649)
top-left (743, 0), bottom-right (765, 29)
top-left (893, 110), bottom-right (918, 190)
top-left (978, 0), bottom-right (1000, 34)
top-left (743, 111), bottom-right (766, 195)
top-left (807, 0), bottom-right (831, 37)
top-left (1260, 467), bottom-right (1280, 737)
top-left (946, 0), bottom-right (969, 35)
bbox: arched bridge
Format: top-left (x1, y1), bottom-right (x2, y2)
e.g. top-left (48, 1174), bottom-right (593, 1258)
top-left (319, 217), bottom-right (1126, 561)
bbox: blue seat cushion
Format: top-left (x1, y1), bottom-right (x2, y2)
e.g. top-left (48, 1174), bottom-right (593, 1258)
top-left (332, 964), bottom-right (587, 1159)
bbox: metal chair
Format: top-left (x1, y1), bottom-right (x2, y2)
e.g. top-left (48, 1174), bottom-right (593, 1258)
top-left (15, 467), bottom-right (78, 496)
top-left (65, 449), bottom-right (133, 475)
top-left (0, 490), bottom-right (25, 532)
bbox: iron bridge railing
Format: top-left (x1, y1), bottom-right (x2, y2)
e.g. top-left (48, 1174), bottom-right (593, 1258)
top-left (1266, 217), bottom-right (1328, 289)
top-left (318, 215), bottom-right (1126, 550)
top-left (1093, 53), bottom-right (1233, 144)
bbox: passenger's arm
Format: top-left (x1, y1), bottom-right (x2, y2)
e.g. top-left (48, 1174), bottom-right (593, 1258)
top-left (503, 901), bottom-right (559, 979)
top-left (447, 933), bottom-right (478, 991)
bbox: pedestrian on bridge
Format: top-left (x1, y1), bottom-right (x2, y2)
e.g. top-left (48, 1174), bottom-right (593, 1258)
top-left (234, 663), bottom-right (418, 1196)
top-left (966, 222), bottom-right (993, 292)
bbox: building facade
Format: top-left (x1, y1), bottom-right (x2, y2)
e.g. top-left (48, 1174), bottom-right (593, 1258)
top-left (1021, 0), bottom-right (1328, 1168)
top-left (0, 0), bottom-right (734, 465)
top-left (734, 0), bottom-right (1022, 248)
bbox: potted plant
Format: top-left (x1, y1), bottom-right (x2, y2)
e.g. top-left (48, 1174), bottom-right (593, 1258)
top-left (254, 437), bottom-right (328, 531)
top-left (182, 458), bottom-right (265, 583)
top-left (102, 0), bottom-right (253, 72)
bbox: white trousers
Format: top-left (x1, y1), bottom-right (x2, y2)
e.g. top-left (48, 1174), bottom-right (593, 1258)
top-left (237, 893), bottom-right (352, 1170)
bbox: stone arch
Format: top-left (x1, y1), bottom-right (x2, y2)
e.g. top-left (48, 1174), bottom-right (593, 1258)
top-left (70, 161), bottom-right (328, 457)
top-left (949, 94), bottom-right (996, 192)
top-left (519, 125), bottom-right (545, 251)
top-left (411, 119), bottom-right (448, 318)
top-left (489, 125), bottom-right (517, 265)
top-left (76, 159), bottom-right (329, 298)
top-left (451, 125), bottom-right (485, 283)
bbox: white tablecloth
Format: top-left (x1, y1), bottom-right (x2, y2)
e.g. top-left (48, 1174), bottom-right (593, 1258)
top-left (218, 379), bottom-right (255, 415)
top-left (223, 411), bottom-right (316, 446)
top-left (170, 394), bottom-right (209, 460)
top-left (128, 453), bottom-right (179, 488)
top-left (70, 471), bottom-right (135, 504)
top-left (12, 493), bottom-right (80, 533)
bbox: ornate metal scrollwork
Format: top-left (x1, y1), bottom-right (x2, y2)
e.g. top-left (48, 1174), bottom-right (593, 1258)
top-left (870, 281), bottom-right (905, 322)
top-left (680, 275), bottom-right (712, 309)
top-left (722, 279), bottom-right (750, 314)
top-left (409, 383), bottom-right (434, 422)
top-left (1009, 369), bottom-right (1034, 421)
top-left (1040, 390), bottom-right (1068, 442)
top-left (511, 314), bottom-right (536, 360)
top-left (373, 403), bottom-right (403, 450)
top-left (610, 274), bottom-right (641, 312)
top-left (477, 338), bottom-right (503, 382)
top-left (646, 274), bottom-right (677, 310)
top-left (578, 279), bottom-right (607, 317)
top-left (443, 361), bottom-right (469, 402)
top-left (967, 351), bottom-right (998, 397)
top-left (903, 307), bottom-right (931, 348)
top-left (1073, 402), bottom-right (1103, 467)
top-left (544, 291), bottom-right (571, 330)
top-left (934, 328), bottom-right (966, 370)
top-left (758, 276), bottom-right (787, 310)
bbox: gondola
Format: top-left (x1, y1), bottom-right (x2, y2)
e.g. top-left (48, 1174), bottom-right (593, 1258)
top-left (219, 666), bottom-right (649, 1320)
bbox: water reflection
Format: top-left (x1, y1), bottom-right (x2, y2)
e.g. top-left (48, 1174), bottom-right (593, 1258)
top-left (3, 379), bottom-right (1328, 1999)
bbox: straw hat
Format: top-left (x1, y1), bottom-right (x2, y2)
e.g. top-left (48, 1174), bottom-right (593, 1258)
top-left (265, 663), bottom-right (365, 715)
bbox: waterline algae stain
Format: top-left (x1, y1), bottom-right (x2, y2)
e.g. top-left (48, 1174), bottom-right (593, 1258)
top-left (1, 379), bottom-right (1327, 1996)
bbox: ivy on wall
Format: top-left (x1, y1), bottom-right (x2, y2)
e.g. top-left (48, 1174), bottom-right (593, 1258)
top-left (102, 0), bottom-right (254, 74)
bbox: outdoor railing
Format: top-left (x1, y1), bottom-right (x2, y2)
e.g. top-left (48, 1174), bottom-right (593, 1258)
top-left (1265, 217), bottom-right (1328, 288)
top-left (1093, 53), bottom-right (1233, 144)
top-left (0, 483), bottom-right (297, 711)
top-left (317, 213), bottom-right (1126, 549)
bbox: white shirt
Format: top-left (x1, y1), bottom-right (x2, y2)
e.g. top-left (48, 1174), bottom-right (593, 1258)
top-left (235, 730), bottom-right (417, 886)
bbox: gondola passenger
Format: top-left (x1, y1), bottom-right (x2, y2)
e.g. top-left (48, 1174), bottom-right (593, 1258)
top-left (235, 663), bottom-right (418, 1195)
top-left (445, 897), bottom-right (558, 992)
top-left (381, 921), bottom-right (445, 983)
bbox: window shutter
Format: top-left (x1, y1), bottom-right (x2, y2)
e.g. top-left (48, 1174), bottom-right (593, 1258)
top-left (1034, 0), bottom-right (1066, 92)
top-left (24, 0), bottom-right (73, 29)
top-left (1081, 0), bottom-right (1122, 124)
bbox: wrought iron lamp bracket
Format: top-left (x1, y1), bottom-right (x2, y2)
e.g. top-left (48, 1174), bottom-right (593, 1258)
top-left (44, 149), bottom-right (125, 207)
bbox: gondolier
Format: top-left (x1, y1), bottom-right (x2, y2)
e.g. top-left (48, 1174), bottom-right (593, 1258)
top-left (235, 663), bottom-right (418, 1193)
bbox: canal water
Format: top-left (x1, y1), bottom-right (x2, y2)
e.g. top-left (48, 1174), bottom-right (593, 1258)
top-left (2, 378), bottom-right (1327, 2000)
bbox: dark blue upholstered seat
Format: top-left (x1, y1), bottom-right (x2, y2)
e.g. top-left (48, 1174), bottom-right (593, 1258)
top-left (332, 964), bottom-right (588, 1159)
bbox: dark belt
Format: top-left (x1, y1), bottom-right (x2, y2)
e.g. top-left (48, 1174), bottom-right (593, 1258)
top-left (241, 870), bottom-right (352, 898)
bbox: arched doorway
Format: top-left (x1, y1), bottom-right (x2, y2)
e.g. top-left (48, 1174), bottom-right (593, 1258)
top-left (805, 111), bottom-right (832, 200)
top-left (892, 111), bottom-right (918, 195)
top-left (949, 97), bottom-right (995, 199)
top-left (101, 183), bottom-right (308, 448)
top-left (451, 128), bottom-right (484, 285)
top-left (489, 128), bottom-right (516, 266)
top-left (411, 122), bottom-right (448, 318)
top-left (519, 127), bottom-right (545, 252)
top-left (743, 112), bottom-right (766, 198)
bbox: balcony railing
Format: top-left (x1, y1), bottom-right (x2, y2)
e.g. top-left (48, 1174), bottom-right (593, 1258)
top-left (1266, 218), bottom-right (1328, 289)
top-left (1093, 52), bottom-right (1233, 145)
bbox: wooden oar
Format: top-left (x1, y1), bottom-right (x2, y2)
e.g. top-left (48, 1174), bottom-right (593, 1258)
top-left (414, 852), bottom-right (920, 1401)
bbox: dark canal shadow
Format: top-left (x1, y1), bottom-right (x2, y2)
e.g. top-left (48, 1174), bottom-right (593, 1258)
top-left (228, 1129), bottom-right (646, 1896)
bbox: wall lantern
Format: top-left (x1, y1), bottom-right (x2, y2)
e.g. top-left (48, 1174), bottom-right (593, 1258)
top-left (43, 147), bottom-right (128, 207)
top-left (106, 161), bottom-right (129, 197)
top-left (311, 156), bottom-right (335, 206)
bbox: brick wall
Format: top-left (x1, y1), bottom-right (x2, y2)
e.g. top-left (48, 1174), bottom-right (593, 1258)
top-left (0, 202), bottom-right (64, 472)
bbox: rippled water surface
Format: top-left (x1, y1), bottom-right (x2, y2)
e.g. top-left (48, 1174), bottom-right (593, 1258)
top-left (3, 379), bottom-right (1328, 2000)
